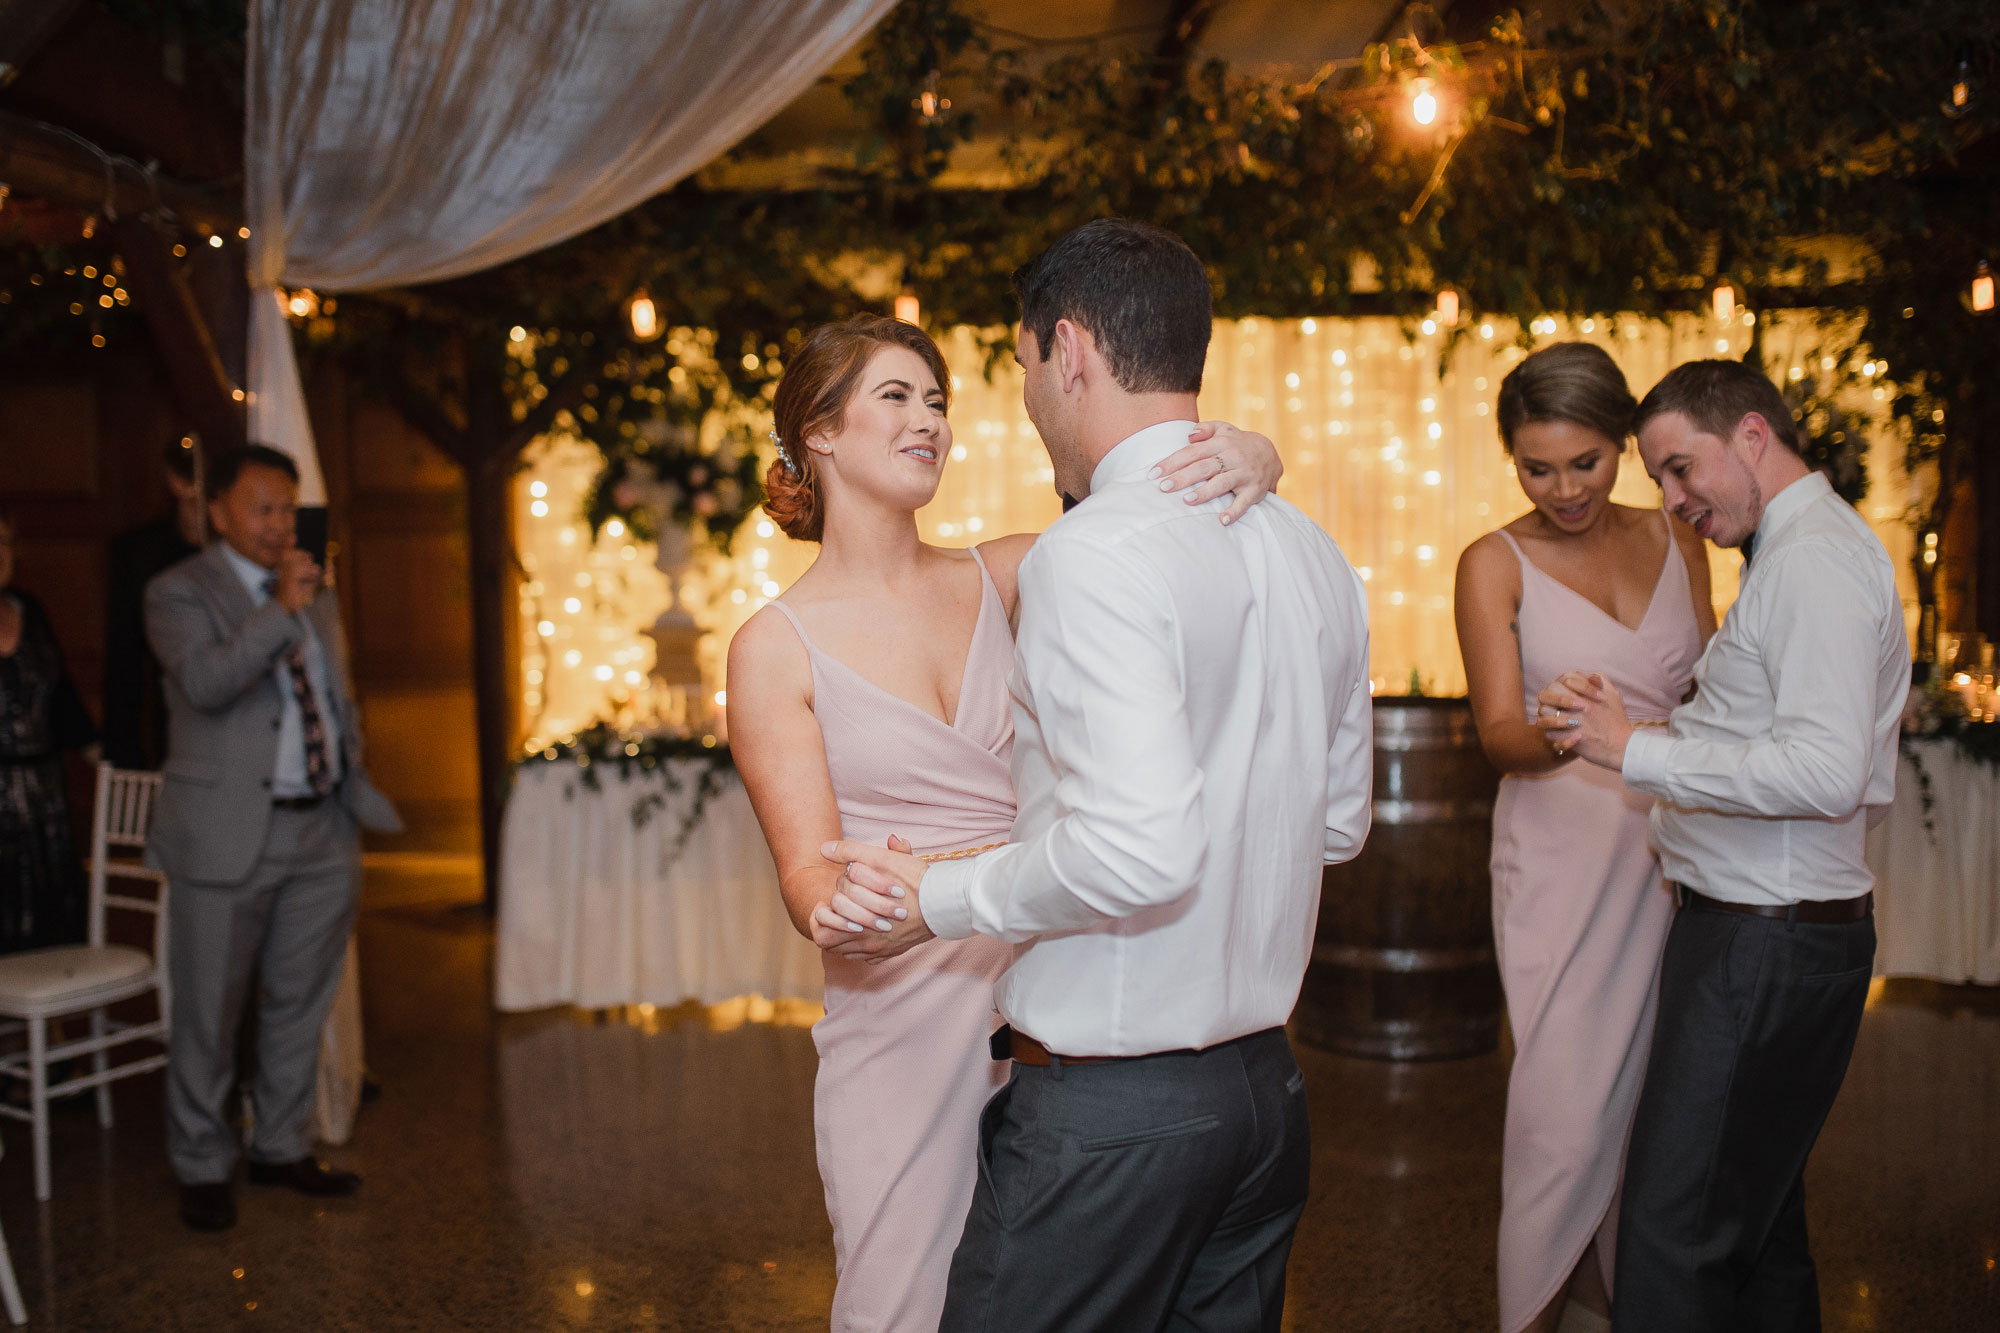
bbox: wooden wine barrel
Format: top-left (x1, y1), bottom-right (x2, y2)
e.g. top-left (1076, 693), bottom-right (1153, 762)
top-left (1293, 696), bottom-right (1504, 1061)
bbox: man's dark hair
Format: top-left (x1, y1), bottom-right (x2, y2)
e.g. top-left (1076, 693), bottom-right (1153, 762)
top-left (206, 443), bottom-right (300, 499)
top-left (1632, 359), bottom-right (1800, 452)
top-left (1012, 219), bottom-right (1212, 394)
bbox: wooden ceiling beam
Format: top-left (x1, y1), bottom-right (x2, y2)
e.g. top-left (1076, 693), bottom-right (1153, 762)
top-left (0, 108), bottom-right (240, 235)
top-left (0, 0), bottom-right (86, 88)
top-left (110, 214), bottom-right (247, 454)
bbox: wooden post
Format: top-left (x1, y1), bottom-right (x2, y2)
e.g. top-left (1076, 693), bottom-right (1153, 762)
top-left (463, 344), bottom-right (520, 911)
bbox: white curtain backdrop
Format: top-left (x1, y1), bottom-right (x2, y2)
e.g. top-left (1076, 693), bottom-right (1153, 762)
top-left (243, 0), bottom-right (900, 500)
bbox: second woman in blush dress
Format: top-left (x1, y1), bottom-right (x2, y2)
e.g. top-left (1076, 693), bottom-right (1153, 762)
top-left (1452, 344), bottom-right (1714, 1333)
top-left (726, 316), bottom-right (1282, 1332)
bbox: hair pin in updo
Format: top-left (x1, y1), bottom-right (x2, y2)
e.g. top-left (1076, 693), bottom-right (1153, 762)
top-left (769, 428), bottom-right (798, 477)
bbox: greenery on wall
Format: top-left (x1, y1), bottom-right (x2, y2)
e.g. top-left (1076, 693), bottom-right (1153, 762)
top-left (5, 0), bottom-right (1997, 563)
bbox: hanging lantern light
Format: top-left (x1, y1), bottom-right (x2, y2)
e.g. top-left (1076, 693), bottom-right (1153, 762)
top-left (895, 288), bottom-right (921, 325)
top-left (1972, 260), bottom-right (1995, 314)
top-left (1435, 288), bottom-right (1461, 327)
top-left (627, 288), bottom-right (663, 340)
top-left (1409, 77), bottom-right (1438, 127)
top-left (1946, 43), bottom-right (1975, 117)
top-left (913, 70), bottom-right (951, 121)
top-left (1711, 281), bottom-right (1735, 322)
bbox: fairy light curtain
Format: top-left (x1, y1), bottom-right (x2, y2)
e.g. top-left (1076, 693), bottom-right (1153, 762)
top-left (517, 312), bottom-right (1920, 739)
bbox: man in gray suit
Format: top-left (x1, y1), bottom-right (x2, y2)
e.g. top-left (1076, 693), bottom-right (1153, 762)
top-left (145, 444), bottom-right (400, 1231)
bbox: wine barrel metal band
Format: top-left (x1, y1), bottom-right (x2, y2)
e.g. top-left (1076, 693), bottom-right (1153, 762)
top-left (1312, 942), bottom-right (1498, 973)
top-left (1371, 798), bottom-right (1494, 824)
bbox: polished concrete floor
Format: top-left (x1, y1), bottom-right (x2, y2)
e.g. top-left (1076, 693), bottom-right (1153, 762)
top-left (2, 862), bottom-right (1996, 1331)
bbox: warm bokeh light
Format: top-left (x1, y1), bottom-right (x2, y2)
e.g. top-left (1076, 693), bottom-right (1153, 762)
top-left (627, 290), bottom-right (662, 340)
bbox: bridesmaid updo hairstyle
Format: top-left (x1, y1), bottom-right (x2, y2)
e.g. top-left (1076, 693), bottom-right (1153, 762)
top-left (763, 316), bottom-right (953, 543)
top-left (1494, 342), bottom-right (1637, 455)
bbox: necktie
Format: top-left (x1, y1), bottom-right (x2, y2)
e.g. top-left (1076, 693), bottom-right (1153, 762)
top-left (263, 576), bottom-right (334, 795)
top-left (1741, 531), bottom-right (1758, 569)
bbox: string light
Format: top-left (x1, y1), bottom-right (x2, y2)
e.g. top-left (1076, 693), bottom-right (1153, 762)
top-left (1972, 260), bottom-right (1994, 314)
top-left (627, 290), bottom-right (662, 340)
top-left (1410, 77), bottom-right (1438, 127)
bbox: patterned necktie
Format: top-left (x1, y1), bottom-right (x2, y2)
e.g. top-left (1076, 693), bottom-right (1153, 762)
top-left (264, 576), bottom-right (334, 795)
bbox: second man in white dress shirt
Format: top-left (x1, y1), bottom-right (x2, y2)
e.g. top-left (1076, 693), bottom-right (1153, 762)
top-left (825, 219), bottom-right (1372, 1330)
top-left (1536, 360), bottom-right (1909, 1332)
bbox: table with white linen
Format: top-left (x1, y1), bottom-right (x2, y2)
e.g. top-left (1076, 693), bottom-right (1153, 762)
top-left (494, 759), bottom-right (824, 1012)
top-left (1865, 739), bottom-right (2000, 985)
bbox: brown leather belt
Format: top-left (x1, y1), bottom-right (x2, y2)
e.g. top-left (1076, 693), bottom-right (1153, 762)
top-left (1674, 884), bottom-right (1872, 923)
top-left (1006, 1030), bottom-right (1133, 1067)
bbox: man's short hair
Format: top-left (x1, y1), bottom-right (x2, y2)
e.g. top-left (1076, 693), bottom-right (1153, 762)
top-left (1633, 359), bottom-right (1800, 451)
top-left (1012, 219), bottom-right (1212, 394)
top-left (206, 444), bottom-right (301, 499)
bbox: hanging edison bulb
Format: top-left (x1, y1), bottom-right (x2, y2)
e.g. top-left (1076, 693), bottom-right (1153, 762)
top-left (1409, 77), bottom-right (1439, 127)
top-left (1946, 43), bottom-right (1975, 117)
top-left (913, 69), bottom-right (952, 120)
top-left (1972, 260), bottom-right (1995, 315)
top-left (1435, 288), bottom-right (1461, 327)
top-left (1711, 281), bottom-right (1735, 322)
top-left (895, 289), bottom-right (921, 325)
top-left (627, 288), bottom-right (663, 340)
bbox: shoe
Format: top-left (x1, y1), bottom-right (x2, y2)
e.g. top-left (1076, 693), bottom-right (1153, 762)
top-left (247, 1156), bottom-right (361, 1197)
top-left (180, 1182), bottom-right (237, 1231)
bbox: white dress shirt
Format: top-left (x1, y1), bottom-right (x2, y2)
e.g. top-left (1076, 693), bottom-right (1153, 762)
top-left (222, 543), bottom-right (345, 799)
top-left (1621, 471), bottom-right (1909, 905)
top-left (921, 420), bottom-right (1373, 1056)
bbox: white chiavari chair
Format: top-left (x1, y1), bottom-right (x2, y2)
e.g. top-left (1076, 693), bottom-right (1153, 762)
top-left (0, 763), bottom-right (171, 1201)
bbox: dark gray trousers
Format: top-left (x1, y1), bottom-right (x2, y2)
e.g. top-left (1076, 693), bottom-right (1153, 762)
top-left (939, 1026), bottom-right (1310, 1333)
top-left (166, 804), bottom-right (360, 1184)
top-left (1611, 900), bottom-right (1874, 1333)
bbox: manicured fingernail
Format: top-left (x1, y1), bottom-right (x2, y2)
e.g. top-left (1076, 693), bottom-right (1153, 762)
top-left (874, 918), bottom-right (892, 931)
top-left (889, 886), bottom-right (905, 898)
top-left (844, 921), bottom-right (862, 932)
top-left (1185, 493), bottom-right (1200, 503)
top-left (1148, 466), bottom-right (1162, 479)
top-left (893, 908), bottom-right (908, 920)
top-left (1220, 514), bottom-right (1234, 525)
top-left (821, 842), bottom-right (836, 856)
top-left (1159, 479), bottom-right (1174, 491)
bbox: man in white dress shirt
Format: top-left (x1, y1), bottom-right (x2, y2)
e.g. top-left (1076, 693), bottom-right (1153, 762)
top-left (1537, 360), bottom-right (1908, 1332)
top-left (824, 219), bottom-right (1373, 1330)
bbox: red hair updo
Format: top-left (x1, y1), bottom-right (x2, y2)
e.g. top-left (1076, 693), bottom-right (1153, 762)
top-left (764, 316), bottom-right (952, 543)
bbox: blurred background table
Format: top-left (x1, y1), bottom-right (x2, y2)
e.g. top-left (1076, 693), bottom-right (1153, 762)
top-left (1866, 739), bottom-right (2000, 985)
top-left (495, 758), bottom-right (824, 1012)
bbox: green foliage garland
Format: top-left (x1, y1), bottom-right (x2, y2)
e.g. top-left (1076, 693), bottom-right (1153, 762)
top-left (517, 722), bottom-right (738, 853)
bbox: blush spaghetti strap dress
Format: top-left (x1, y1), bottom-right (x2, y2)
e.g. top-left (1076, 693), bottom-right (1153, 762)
top-left (1488, 514), bottom-right (1704, 1332)
top-left (765, 548), bottom-right (1016, 1333)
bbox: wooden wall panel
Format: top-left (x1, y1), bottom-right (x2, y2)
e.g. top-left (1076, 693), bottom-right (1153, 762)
top-left (348, 531), bottom-right (473, 676)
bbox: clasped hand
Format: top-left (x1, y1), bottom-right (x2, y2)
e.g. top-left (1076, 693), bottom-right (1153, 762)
top-left (1534, 670), bottom-right (1633, 769)
top-left (811, 836), bottom-right (934, 963)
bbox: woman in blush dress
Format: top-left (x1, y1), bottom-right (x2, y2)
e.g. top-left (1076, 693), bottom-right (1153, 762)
top-left (726, 316), bottom-right (1281, 1332)
top-left (1452, 343), bottom-right (1715, 1333)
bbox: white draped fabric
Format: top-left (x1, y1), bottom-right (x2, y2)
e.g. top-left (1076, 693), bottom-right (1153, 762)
top-left (243, 0), bottom-right (899, 499)
top-left (495, 761), bottom-right (823, 1012)
top-left (1866, 740), bottom-right (2000, 985)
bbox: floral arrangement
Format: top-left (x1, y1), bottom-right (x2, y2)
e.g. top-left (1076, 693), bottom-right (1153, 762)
top-left (584, 429), bottom-right (763, 549)
top-left (1898, 680), bottom-right (2000, 831)
top-left (517, 722), bottom-right (738, 853)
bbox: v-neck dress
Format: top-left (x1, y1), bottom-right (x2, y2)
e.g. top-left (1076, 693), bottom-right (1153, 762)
top-left (1488, 515), bottom-right (1704, 1332)
top-left (766, 549), bottom-right (1016, 1333)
